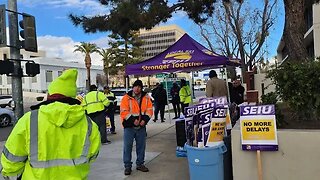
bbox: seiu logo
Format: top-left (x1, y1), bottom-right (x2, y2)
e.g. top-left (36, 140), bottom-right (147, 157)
top-left (203, 114), bottom-right (211, 124)
top-left (242, 105), bottom-right (272, 115)
top-left (214, 109), bottom-right (227, 117)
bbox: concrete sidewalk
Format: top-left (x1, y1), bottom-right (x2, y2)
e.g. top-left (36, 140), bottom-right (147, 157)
top-left (0, 114), bottom-right (190, 180)
top-left (89, 114), bottom-right (189, 180)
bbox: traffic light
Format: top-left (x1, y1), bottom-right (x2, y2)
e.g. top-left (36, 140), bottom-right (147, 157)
top-left (25, 61), bottom-right (40, 77)
top-left (0, 60), bottom-right (14, 75)
top-left (19, 14), bottom-right (37, 52)
top-left (0, 4), bottom-right (6, 47)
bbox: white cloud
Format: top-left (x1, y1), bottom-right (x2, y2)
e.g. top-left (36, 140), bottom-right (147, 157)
top-left (166, 11), bottom-right (187, 24)
top-left (19, 0), bottom-right (109, 15)
top-left (37, 35), bottom-right (104, 66)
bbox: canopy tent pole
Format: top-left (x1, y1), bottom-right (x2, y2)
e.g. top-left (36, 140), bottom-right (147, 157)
top-left (164, 76), bottom-right (172, 124)
top-left (191, 71), bottom-right (195, 103)
top-left (225, 67), bottom-right (231, 103)
top-left (125, 76), bottom-right (129, 93)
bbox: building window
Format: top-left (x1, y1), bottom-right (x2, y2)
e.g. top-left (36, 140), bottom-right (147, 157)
top-left (0, 76), bottom-right (2, 85)
top-left (7, 77), bottom-right (11, 84)
top-left (46, 70), bottom-right (53, 82)
top-left (22, 77), bottom-right (25, 84)
top-left (58, 71), bottom-right (63, 76)
top-left (32, 76), bottom-right (37, 83)
top-left (3, 54), bottom-right (7, 60)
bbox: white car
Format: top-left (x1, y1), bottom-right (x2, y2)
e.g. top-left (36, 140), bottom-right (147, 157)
top-left (112, 89), bottom-right (127, 111)
top-left (0, 107), bottom-right (16, 127)
top-left (0, 95), bottom-right (13, 108)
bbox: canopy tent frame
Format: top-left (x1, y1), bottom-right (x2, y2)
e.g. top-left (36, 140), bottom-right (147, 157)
top-left (125, 34), bottom-right (240, 123)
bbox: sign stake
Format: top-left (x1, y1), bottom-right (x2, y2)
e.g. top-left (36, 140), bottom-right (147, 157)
top-left (256, 150), bottom-right (263, 180)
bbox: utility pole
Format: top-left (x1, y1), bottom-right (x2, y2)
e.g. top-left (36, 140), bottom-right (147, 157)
top-left (8, 0), bottom-right (24, 120)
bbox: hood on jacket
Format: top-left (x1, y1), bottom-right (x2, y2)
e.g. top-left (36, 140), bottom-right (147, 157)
top-left (39, 101), bottom-right (85, 128)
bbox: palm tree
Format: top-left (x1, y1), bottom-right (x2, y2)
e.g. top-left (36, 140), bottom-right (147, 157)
top-left (74, 42), bottom-right (99, 90)
top-left (97, 48), bottom-right (114, 86)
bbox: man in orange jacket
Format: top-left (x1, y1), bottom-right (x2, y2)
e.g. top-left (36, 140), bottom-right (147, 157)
top-left (120, 80), bottom-right (153, 176)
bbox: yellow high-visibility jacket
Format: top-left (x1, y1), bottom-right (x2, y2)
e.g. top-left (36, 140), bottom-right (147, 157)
top-left (179, 85), bottom-right (192, 104)
top-left (82, 91), bottom-right (110, 114)
top-left (1, 101), bottom-right (101, 180)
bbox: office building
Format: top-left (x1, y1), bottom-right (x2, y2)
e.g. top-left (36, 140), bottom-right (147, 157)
top-left (139, 24), bottom-right (186, 60)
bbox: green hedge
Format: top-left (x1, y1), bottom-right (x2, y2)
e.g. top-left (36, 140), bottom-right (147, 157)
top-left (267, 60), bottom-right (320, 121)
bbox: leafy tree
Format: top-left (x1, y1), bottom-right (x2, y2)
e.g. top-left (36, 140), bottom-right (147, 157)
top-left (69, 0), bottom-right (319, 63)
top-left (198, 0), bottom-right (278, 74)
top-left (74, 42), bottom-right (99, 88)
top-left (104, 32), bottom-right (144, 85)
top-left (97, 48), bottom-right (114, 86)
top-left (69, 0), bottom-right (241, 40)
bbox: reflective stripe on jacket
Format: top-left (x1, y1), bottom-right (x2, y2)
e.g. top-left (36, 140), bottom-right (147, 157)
top-left (120, 91), bottom-right (153, 128)
top-left (82, 91), bottom-right (110, 114)
top-left (1, 102), bottom-right (101, 180)
top-left (105, 92), bottom-right (116, 104)
top-left (179, 85), bottom-right (192, 104)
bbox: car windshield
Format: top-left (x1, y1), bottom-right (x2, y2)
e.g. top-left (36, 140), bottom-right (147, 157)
top-left (113, 91), bottom-right (126, 96)
top-left (0, 96), bottom-right (12, 99)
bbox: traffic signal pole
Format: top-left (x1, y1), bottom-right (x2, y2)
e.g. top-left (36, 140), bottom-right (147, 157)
top-left (8, 0), bottom-right (24, 120)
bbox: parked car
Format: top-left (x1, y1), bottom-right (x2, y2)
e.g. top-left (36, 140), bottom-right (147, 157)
top-left (0, 95), bottom-right (13, 108)
top-left (111, 88), bottom-right (155, 111)
top-left (112, 89), bottom-right (127, 111)
top-left (0, 107), bottom-right (16, 127)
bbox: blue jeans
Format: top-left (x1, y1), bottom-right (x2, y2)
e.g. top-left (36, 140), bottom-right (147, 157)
top-left (123, 127), bottom-right (146, 168)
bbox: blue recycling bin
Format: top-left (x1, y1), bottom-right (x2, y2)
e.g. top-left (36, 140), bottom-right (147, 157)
top-left (185, 143), bottom-right (227, 180)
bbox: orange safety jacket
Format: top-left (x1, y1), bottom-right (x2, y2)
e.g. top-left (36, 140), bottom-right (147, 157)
top-left (120, 91), bottom-right (153, 128)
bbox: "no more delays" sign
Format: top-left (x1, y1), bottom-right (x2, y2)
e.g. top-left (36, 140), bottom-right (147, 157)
top-left (240, 105), bottom-right (278, 151)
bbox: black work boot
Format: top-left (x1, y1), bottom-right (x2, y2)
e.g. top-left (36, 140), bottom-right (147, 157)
top-left (124, 168), bottom-right (132, 175)
top-left (136, 165), bottom-right (149, 172)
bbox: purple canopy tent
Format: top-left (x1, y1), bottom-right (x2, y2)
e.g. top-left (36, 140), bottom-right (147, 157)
top-left (125, 34), bottom-right (240, 123)
top-left (125, 33), bottom-right (240, 76)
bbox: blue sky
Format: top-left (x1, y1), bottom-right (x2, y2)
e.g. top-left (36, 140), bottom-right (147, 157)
top-left (0, 0), bottom-right (284, 65)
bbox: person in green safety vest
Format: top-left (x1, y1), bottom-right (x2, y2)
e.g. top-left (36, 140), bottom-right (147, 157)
top-left (179, 79), bottom-right (192, 115)
top-left (82, 85), bottom-right (111, 144)
top-left (1, 69), bottom-right (101, 180)
top-left (104, 86), bottom-right (116, 134)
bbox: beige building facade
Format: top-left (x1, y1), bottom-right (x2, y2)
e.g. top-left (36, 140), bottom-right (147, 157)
top-left (139, 24), bottom-right (186, 60)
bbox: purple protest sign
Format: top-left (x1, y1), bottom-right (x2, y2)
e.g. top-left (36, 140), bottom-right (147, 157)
top-left (240, 104), bottom-right (278, 151)
top-left (240, 105), bottom-right (275, 116)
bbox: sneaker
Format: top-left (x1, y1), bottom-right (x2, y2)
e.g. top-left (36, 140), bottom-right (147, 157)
top-left (173, 117), bottom-right (178, 119)
top-left (111, 132), bottom-right (117, 134)
top-left (136, 165), bottom-right (149, 172)
top-left (152, 119), bottom-right (158, 122)
top-left (102, 140), bottom-right (111, 145)
top-left (161, 120), bottom-right (165, 123)
top-left (124, 168), bottom-right (132, 175)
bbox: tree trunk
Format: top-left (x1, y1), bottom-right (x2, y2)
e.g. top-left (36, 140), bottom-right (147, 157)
top-left (85, 54), bottom-right (92, 90)
top-left (87, 67), bottom-right (91, 87)
top-left (106, 68), bottom-right (109, 87)
top-left (283, 0), bottom-right (309, 61)
top-left (124, 38), bottom-right (129, 87)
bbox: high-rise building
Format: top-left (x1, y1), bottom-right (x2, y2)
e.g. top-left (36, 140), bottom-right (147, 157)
top-left (277, 1), bottom-right (320, 64)
top-left (139, 24), bottom-right (186, 60)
